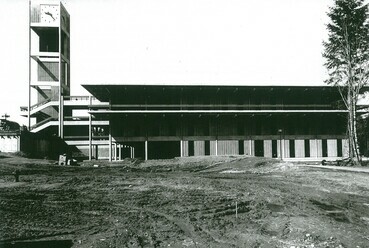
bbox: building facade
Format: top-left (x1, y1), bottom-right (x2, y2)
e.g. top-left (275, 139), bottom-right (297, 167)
top-left (24, 0), bottom-right (109, 158)
top-left (84, 84), bottom-right (349, 160)
top-left (23, 1), bottom-right (352, 161)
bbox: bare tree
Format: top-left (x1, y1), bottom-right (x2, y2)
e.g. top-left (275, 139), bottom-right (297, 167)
top-left (323, 0), bottom-right (369, 165)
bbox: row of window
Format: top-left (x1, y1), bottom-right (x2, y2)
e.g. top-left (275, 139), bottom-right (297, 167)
top-left (185, 139), bottom-right (343, 158)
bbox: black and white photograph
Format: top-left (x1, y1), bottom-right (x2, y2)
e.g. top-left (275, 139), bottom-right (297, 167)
top-left (0, 0), bottom-right (369, 247)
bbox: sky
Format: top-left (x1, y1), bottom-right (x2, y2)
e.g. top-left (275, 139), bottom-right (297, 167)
top-left (0, 0), bottom-right (333, 124)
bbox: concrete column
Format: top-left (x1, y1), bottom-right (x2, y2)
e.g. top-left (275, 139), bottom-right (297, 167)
top-left (180, 140), bottom-right (183, 157)
top-left (58, 21), bottom-right (63, 139)
top-left (88, 114), bottom-right (92, 161)
top-left (28, 1), bottom-right (31, 131)
top-left (59, 96), bottom-right (64, 138)
top-left (249, 140), bottom-right (253, 156)
top-left (109, 124), bottom-right (112, 162)
top-left (215, 139), bottom-right (218, 156)
top-left (95, 145), bottom-right (98, 160)
top-left (119, 144), bottom-right (122, 160)
top-left (114, 143), bottom-right (117, 161)
top-left (281, 139), bottom-right (285, 160)
top-left (316, 139), bottom-right (319, 158)
top-left (132, 147), bottom-right (135, 159)
top-left (145, 140), bottom-right (148, 160)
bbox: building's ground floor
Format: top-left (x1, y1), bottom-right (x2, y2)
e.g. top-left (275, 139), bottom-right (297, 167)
top-left (82, 112), bottom-right (348, 160)
top-left (81, 136), bottom-right (348, 161)
top-left (30, 113), bottom-right (350, 161)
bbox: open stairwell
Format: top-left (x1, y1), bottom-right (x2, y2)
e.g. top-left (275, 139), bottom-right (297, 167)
top-left (29, 99), bottom-right (58, 116)
top-left (30, 117), bottom-right (58, 133)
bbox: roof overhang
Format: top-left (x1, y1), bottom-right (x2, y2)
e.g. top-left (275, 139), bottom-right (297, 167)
top-left (88, 109), bottom-right (349, 115)
top-left (82, 83), bottom-right (343, 102)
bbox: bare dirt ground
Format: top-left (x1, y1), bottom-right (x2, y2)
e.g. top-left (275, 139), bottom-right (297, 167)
top-left (0, 153), bottom-right (368, 248)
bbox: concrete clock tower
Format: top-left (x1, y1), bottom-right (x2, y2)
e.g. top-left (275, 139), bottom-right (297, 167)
top-left (28, 0), bottom-right (70, 138)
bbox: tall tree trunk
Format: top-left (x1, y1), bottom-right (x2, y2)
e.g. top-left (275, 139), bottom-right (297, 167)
top-left (352, 95), bottom-right (360, 162)
top-left (348, 88), bottom-right (360, 165)
top-left (323, 1), bottom-right (369, 166)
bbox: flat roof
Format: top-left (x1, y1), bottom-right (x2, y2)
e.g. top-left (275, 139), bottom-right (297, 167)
top-left (82, 84), bottom-right (340, 102)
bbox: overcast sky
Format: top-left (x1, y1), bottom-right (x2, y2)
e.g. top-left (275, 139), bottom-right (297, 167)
top-left (0, 0), bottom-right (332, 124)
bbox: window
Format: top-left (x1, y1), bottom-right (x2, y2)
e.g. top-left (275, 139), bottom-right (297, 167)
top-left (289, 140), bottom-right (295, 158)
top-left (304, 139), bottom-right (310, 157)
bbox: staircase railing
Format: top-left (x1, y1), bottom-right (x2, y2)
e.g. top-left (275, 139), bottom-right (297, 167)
top-left (20, 99), bottom-right (52, 113)
top-left (30, 98), bottom-right (52, 111)
top-left (30, 117), bottom-right (56, 131)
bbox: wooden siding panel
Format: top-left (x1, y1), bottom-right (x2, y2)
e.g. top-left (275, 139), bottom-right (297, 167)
top-left (327, 139), bottom-right (337, 157)
top-left (210, 141), bottom-right (217, 155)
top-left (342, 139), bottom-right (349, 157)
top-left (310, 140), bottom-right (317, 157)
top-left (263, 140), bottom-right (272, 158)
top-left (218, 140), bottom-right (238, 155)
top-left (244, 140), bottom-right (254, 156)
top-left (284, 140), bottom-right (290, 158)
top-left (316, 139), bottom-right (323, 157)
top-left (295, 139), bottom-right (305, 158)
top-left (183, 141), bottom-right (189, 157)
top-left (194, 141), bottom-right (205, 156)
top-left (277, 140), bottom-right (282, 158)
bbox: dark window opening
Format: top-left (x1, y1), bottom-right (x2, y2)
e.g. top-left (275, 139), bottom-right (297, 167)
top-left (255, 140), bottom-right (264, 157)
top-left (205, 141), bottom-right (210, 155)
top-left (337, 139), bottom-right (343, 157)
top-left (322, 139), bottom-right (328, 157)
top-left (188, 141), bottom-right (194, 156)
top-left (238, 140), bottom-right (244, 155)
top-left (272, 140), bottom-right (278, 158)
top-left (148, 141), bottom-right (180, 159)
top-left (304, 139), bottom-right (310, 157)
top-left (289, 140), bottom-right (295, 158)
top-left (39, 28), bottom-right (59, 52)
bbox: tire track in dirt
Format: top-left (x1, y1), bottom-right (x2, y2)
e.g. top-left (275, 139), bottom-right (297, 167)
top-left (113, 189), bottom-right (236, 247)
top-left (143, 207), bottom-right (236, 247)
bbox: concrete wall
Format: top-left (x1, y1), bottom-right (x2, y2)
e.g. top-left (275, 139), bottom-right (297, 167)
top-left (20, 132), bottom-right (69, 159)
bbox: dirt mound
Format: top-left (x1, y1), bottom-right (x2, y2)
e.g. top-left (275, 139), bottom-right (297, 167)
top-left (201, 157), bottom-right (296, 174)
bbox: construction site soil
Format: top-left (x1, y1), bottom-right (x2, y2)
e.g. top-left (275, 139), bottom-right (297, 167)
top-left (0, 154), bottom-right (368, 248)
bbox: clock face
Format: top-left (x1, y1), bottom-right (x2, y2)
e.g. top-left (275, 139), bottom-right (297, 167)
top-left (40, 5), bottom-right (59, 24)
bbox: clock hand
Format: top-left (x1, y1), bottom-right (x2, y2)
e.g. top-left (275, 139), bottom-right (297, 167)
top-left (45, 11), bottom-right (55, 20)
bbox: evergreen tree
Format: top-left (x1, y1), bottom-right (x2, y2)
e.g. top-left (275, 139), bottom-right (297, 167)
top-left (323, 0), bottom-right (369, 164)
